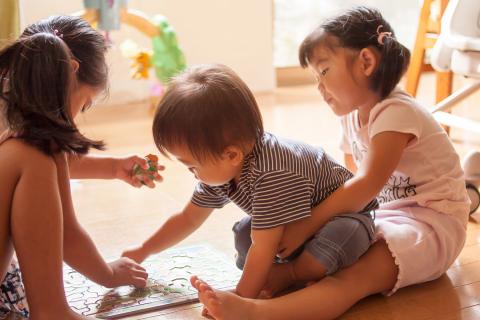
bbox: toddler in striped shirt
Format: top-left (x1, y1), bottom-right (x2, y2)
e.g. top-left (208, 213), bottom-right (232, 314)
top-left (122, 63), bottom-right (377, 303)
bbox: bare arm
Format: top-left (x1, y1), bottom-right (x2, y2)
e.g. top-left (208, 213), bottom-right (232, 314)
top-left (344, 153), bottom-right (357, 173)
top-left (68, 154), bottom-right (118, 179)
top-left (279, 131), bottom-right (413, 256)
top-left (122, 202), bottom-right (214, 263)
top-left (68, 154), bottom-right (163, 187)
top-left (311, 131), bottom-right (412, 215)
top-left (53, 153), bottom-right (125, 287)
top-left (236, 225), bottom-right (284, 298)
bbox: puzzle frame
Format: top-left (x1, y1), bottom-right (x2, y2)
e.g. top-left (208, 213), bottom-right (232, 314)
top-left (64, 245), bottom-right (241, 319)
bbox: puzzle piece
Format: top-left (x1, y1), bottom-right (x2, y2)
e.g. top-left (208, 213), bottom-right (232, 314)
top-left (64, 245), bottom-right (241, 319)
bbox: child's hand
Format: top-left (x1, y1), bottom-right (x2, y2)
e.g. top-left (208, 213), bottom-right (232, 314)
top-left (106, 257), bottom-right (148, 288)
top-left (277, 222), bottom-right (309, 259)
top-left (122, 245), bottom-right (150, 264)
top-left (114, 155), bottom-right (164, 188)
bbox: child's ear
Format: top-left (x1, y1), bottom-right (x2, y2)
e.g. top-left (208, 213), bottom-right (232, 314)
top-left (71, 59), bottom-right (79, 73)
top-left (358, 48), bottom-right (378, 77)
top-left (223, 146), bottom-right (244, 166)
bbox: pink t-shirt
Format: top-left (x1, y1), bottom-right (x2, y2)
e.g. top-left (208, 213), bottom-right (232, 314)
top-left (340, 88), bottom-right (470, 223)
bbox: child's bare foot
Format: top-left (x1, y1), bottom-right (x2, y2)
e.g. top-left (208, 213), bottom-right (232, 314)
top-left (190, 276), bottom-right (254, 320)
top-left (259, 263), bottom-right (296, 298)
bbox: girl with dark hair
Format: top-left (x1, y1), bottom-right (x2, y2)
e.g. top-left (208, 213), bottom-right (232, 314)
top-left (190, 7), bottom-right (469, 320)
top-left (0, 16), bottom-right (161, 319)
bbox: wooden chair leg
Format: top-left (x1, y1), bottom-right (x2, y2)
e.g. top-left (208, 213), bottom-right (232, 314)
top-left (436, 71), bottom-right (453, 134)
top-left (405, 0), bottom-right (432, 96)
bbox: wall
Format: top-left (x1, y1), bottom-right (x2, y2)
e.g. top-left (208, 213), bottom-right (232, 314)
top-left (20, 0), bottom-right (275, 105)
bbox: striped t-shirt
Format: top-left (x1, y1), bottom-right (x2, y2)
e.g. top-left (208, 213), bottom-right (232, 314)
top-left (192, 132), bottom-right (378, 229)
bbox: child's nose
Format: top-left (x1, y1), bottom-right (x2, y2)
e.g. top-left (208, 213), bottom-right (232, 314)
top-left (317, 81), bottom-right (326, 94)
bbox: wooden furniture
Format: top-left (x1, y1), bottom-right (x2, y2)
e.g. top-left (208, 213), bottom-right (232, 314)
top-left (405, 0), bottom-right (452, 104)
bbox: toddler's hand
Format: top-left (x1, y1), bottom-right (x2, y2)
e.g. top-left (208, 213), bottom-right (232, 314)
top-left (277, 222), bottom-right (309, 259)
top-left (114, 154), bottom-right (164, 188)
top-left (106, 257), bottom-right (148, 288)
top-left (122, 245), bottom-right (149, 264)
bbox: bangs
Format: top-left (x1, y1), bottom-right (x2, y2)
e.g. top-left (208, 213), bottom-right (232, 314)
top-left (299, 29), bottom-right (338, 68)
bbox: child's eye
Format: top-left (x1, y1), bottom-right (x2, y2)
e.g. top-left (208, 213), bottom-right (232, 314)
top-left (321, 67), bottom-right (329, 76)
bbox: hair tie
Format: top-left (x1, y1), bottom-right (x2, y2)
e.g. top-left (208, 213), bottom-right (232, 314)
top-left (376, 25), bottom-right (392, 45)
top-left (53, 29), bottom-right (63, 38)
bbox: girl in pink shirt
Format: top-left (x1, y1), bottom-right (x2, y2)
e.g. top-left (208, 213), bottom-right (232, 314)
top-left (191, 6), bottom-right (470, 320)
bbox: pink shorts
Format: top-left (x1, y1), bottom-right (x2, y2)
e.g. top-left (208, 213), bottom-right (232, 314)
top-left (374, 206), bottom-right (467, 296)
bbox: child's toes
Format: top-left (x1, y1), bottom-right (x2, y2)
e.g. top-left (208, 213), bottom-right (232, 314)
top-left (190, 275), bottom-right (199, 289)
top-left (199, 281), bottom-right (213, 293)
top-left (191, 275), bottom-right (206, 290)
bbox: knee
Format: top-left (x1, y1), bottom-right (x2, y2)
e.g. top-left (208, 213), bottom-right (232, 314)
top-left (341, 219), bottom-right (373, 266)
top-left (306, 217), bottom-right (372, 274)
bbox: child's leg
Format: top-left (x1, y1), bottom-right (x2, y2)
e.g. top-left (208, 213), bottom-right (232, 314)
top-left (233, 216), bottom-right (304, 272)
top-left (232, 216), bottom-right (252, 270)
top-left (262, 214), bottom-right (374, 296)
top-left (192, 239), bottom-right (397, 320)
top-left (1, 142), bottom-right (88, 319)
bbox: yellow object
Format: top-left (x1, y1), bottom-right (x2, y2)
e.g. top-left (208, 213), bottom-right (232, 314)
top-left (131, 51), bottom-right (153, 79)
top-left (0, 0), bottom-right (20, 49)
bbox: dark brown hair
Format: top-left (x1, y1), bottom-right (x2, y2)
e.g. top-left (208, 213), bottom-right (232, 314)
top-left (0, 15), bottom-right (108, 155)
top-left (152, 64), bottom-right (264, 162)
top-left (299, 6), bottom-right (411, 98)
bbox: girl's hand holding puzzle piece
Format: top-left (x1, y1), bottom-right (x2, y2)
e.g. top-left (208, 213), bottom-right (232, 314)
top-left (119, 154), bottom-right (164, 188)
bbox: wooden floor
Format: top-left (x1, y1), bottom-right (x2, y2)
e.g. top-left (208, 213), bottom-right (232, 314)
top-left (73, 74), bottom-right (480, 319)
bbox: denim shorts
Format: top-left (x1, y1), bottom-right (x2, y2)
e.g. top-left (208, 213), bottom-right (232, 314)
top-left (232, 211), bottom-right (375, 275)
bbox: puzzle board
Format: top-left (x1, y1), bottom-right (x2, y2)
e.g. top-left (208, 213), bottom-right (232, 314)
top-left (64, 245), bottom-right (241, 319)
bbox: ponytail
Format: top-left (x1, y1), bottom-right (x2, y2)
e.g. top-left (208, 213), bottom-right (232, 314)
top-left (371, 37), bottom-right (410, 98)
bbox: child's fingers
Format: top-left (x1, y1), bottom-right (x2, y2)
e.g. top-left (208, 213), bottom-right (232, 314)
top-left (132, 276), bottom-right (148, 288)
top-left (128, 261), bottom-right (147, 275)
top-left (153, 172), bottom-right (164, 182)
top-left (129, 174), bottom-right (152, 188)
top-left (132, 268), bottom-right (148, 279)
top-left (131, 263), bottom-right (146, 272)
top-left (277, 246), bottom-right (291, 259)
top-left (132, 156), bottom-right (149, 170)
top-left (139, 176), bottom-right (156, 188)
top-left (127, 176), bottom-right (143, 188)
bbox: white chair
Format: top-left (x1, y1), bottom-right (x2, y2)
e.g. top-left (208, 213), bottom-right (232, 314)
top-left (430, 0), bottom-right (480, 214)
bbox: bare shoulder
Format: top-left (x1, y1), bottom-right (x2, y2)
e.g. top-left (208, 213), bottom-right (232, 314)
top-left (0, 139), bottom-right (56, 171)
